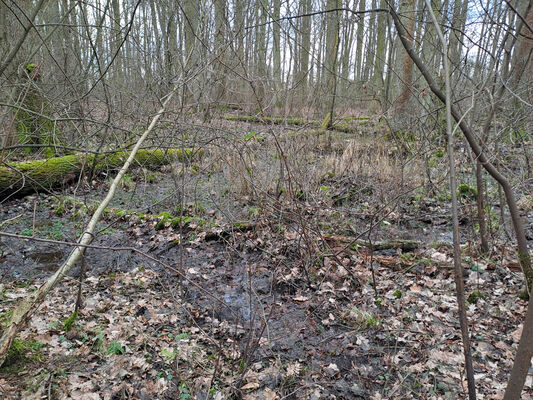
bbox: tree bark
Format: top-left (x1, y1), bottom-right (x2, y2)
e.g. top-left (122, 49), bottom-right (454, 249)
top-left (272, 0), bottom-right (281, 84)
top-left (354, 0), bottom-right (366, 81)
top-left (324, 0), bottom-right (341, 127)
top-left (503, 295), bottom-right (533, 400)
top-left (297, 0), bottom-right (312, 95)
top-left (213, 0), bottom-right (227, 103)
top-left (393, 0), bottom-right (416, 114)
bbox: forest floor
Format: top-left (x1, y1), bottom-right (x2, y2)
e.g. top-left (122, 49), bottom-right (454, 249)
top-left (0, 119), bottom-right (532, 399)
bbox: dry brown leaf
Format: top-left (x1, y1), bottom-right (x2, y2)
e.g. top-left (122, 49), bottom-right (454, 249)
top-left (292, 295), bottom-right (309, 302)
top-left (263, 388), bottom-right (278, 400)
top-left (241, 381), bottom-right (260, 390)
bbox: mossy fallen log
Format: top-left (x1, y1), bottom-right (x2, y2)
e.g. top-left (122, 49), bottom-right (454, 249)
top-left (225, 115), bottom-right (306, 126)
top-left (224, 114), bottom-right (368, 133)
top-left (0, 148), bottom-right (203, 199)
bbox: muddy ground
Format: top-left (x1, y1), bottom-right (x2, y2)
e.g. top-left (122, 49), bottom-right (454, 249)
top-left (0, 121), bottom-right (532, 399)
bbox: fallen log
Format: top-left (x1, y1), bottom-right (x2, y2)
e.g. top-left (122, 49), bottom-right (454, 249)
top-left (351, 239), bottom-right (419, 252)
top-left (324, 235), bottom-right (419, 252)
top-left (224, 114), bottom-right (369, 133)
top-left (0, 148), bottom-right (203, 199)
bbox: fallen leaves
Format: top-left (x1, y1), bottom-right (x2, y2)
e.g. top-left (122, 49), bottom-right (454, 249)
top-left (0, 217), bottom-right (530, 399)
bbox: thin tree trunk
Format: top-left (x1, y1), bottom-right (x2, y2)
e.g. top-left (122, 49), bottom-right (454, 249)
top-left (425, 3), bottom-right (476, 398)
top-left (394, 0), bottom-right (416, 114)
top-left (340, 4), bottom-right (354, 96)
top-left (354, 0), bottom-right (365, 80)
top-left (503, 294), bottom-right (533, 400)
top-left (273, 0), bottom-right (281, 84)
top-left (374, 0), bottom-right (387, 89)
top-left (213, 0), bottom-right (227, 103)
top-left (475, 160), bottom-right (489, 253)
top-left (298, 0), bottom-right (312, 93)
top-left (324, 0), bottom-right (341, 126)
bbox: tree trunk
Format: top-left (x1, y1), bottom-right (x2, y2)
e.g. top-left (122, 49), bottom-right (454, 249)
top-left (373, 0), bottom-right (387, 91)
top-left (324, 0), bottom-right (341, 127)
top-left (272, 0), bottom-right (281, 84)
top-left (183, 0), bottom-right (200, 102)
top-left (394, 0), bottom-right (416, 115)
top-left (503, 294), bottom-right (533, 400)
top-left (354, 0), bottom-right (365, 81)
top-left (111, 0), bottom-right (123, 85)
top-left (297, 0), bottom-right (312, 99)
top-left (340, 7), bottom-right (355, 100)
top-left (213, 0), bottom-right (227, 104)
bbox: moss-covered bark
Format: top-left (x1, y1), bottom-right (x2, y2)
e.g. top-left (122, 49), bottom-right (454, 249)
top-left (224, 114), bottom-right (367, 133)
top-left (0, 148), bottom-right (203, 199)
top-left (15, 64), bottom-right (64, 157)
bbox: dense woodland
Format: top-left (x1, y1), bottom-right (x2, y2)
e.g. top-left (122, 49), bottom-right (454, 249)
top-left (0, 0), bottom-right (532, 399)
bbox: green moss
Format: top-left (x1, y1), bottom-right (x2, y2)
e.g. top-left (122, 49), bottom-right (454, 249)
top-left (295, 190), bottom-right (307, 200)
top-left (0, 149), bottom-right (203, 198)
top-left (226, 115), bottom-right (254, 123)
top-left (385, 130), bottom-right (416, 143)
top-left (284, 118), bottom-right (302, 125)
top-left (331, 123), bottom-right (357, 134)
top-left (114, 209), bottom-right (127, 218)
top-left (321, 113), bottom-right (332, 130)
top-left (155, 213), bottom-right (171, 230)
top-left (145, 172), bottom-right (159, 183)
top-left (467, 290), bottom-right (484, 304)
top-left (458, 184), bottom-right (477, 199)
top-left (26, 63), bottom-right (37, 73)
top-left (226, 115), bottom-right (305, 126)
top-left (3, 337), bottom-right (45, 368)
top-left (92, 149), bottom-right (204, 171)
top-left (338, 116), bottom-right (370, 122)
top-left (190, 163), bottom-right (200, 175)
top-left (170, 216), bottom-right (192, 229)
top-left (224, 114), bottom-right (366, 134)
top-left (63, 312), bottom-right (78, 331)
top-left (55, 202), bottom-right (66, 216)
top-left (15, 87), bottom-right (64, 157)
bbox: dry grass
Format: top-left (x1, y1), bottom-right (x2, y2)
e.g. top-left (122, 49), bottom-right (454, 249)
top-left (324, 138), bottom-right (423, 186)
top-left (194, 126), bottom-right (425, 215)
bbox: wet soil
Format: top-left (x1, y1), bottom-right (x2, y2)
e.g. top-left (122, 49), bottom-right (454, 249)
top-left (0, 133), bottom-right (532, 398)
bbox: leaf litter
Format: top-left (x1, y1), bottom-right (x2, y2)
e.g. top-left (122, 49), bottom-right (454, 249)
top-left (0, 190), bottom-right (531, 399)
